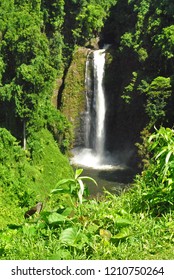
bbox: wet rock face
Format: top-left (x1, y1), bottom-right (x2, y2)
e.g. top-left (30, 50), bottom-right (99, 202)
top-left (103, 49), bottom-right (147, 166)
top-left (74, 111), bottom-right (87, 147)
top-left (73, 51), bottom-right (94, 148)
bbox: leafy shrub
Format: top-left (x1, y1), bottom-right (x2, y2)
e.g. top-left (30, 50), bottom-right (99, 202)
top-left (146, 76), bottom-right (172, 125)
top-left (46, 106), bottom-right (73, 153)
top-left (120, 32), bottom-right (134, 49)
top-left (154, 25), bottom-right (174, 59)
top-left (35, 170), bottom-right (132, 259)
top-left (0, 170), bottom-right (132, 260)
top-left (1, 166), bottom-right (174, 260)
top-left (51, 168), bottom-right (97, 204)
top-left (0, 128), bottom-right (37, 228)
top-left (134, 127), bottom-right (174, 215)
top-left (0, 128), bottom-right (35, 207)
top-left (122, 72), bottom-right (138, 103)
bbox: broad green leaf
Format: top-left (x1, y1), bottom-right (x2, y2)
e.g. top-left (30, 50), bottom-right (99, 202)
top-left (75, 168), bottom-right (83, 179)
top-left (55, 178), bottom-right (75, 187)
top-left (62, 207), bottom-right (74, 217)
top-left (51, 179), bottom-right (75, 194)
top-left (59, 227), bottom-right (79, 246)
top-left (87, 223), bottom-right (99, 233)
top-left (79, 176), bottom-right (98, 186)
top-left (165, 150), bottom-right (173, 164)
top-left (112, 228), bottom-right (130, 240)
top-left (22, 225), bottom-right (37, 236)
top-left (117, 209), bottom-right (129, 216)
top-left (155, 148), bottom-right (167, 159)
top-left (115, 218), bottom-right (132, 227)
top-left (48, 212), bottom-right (66, 224)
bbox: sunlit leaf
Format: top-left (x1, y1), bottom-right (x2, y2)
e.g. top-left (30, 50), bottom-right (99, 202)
top-left (117, 209), bottom-right (129, 216)
top-left (55, 178), bottom-right (75, 187)
top-left (155, 148), bottom-right (167, 159)
top-left (51, 179), bottom-right (75, 194)
top-left (87, 223), bottom-right (99, 233)
top-left (112, 228), bottom-right (130, 239)
top-left (61, 207), bottom-right (74, 217)
top-left (59, 227), bottom-right (79, 246)
top-left (22, 225), bottom-right (37, 236)
top-left (115, 218), bottom-right (132, 227)
top-left (75, 169), bottom-right (83, 179)
top-left (48, 212), bottom-right (66, 224)
top-left (165, 150), bottom-right (173, 164)
top-left (79, 176), bottom-right (98, 186)
top-left (99, 229), bottom-right (112, 241)
top-left (77, 178), bottom-right (85, 204)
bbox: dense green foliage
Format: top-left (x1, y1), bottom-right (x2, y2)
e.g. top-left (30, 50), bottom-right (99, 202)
top-left (1, 0), bottom-right (174, 260)
top-left (0, 0), bottom-right (118, 148)
top-left (0, 0), bottom-right (72, 150)
top-left (0, 128), bottom-right (73, 229)
top-left (0, 128), bottom-right (36, 227)
top-left (133, 127), bottom-right (174, 215)
top-left (0, 168), bottom-right (174, 260)
top-left (103, 0), bottom-right (174, 129)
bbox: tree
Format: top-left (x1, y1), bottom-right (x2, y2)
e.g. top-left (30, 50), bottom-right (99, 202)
top-left (0, 1), bottom-right (56, 147)
top-left (146, 76), bottom-right (172, 125)
top-left (154, 25), bottom-right (174, 59)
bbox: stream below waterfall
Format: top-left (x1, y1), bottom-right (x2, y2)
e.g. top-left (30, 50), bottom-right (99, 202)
top-left (72, 164), bottom-right (138, 197)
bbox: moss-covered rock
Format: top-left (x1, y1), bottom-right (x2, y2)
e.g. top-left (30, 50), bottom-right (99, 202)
top-left (60, 47), bottom-right (90, 146)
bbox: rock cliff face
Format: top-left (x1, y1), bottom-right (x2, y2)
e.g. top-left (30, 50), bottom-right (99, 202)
top-left (59, 47), bottom-right (89, 147)
top-left (104, 48), bottom-right (148, 166)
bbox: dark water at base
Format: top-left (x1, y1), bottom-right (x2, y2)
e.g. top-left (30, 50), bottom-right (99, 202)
top-left (72, 165), bottom-right (139, 197)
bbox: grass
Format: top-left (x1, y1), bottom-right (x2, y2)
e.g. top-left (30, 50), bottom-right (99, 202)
top-left (0, 189), bottom-right (174, 260)
top-left (0, 128), bottom-right (73, 230)
top-left (27, 128), bottom-right (74, 201)
top-left (0, 127), bottom-right (174, 260)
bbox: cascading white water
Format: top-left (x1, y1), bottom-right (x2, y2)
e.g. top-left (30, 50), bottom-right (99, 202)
top-left (94, 49), bottom-right (106, 158)
top-left (71, 46), bottom-right (125, 170)
top-left (71, 47), bottom-right (107, 168)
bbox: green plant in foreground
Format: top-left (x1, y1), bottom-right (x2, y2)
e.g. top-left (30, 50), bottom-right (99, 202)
top-left (134, 126), bottom-right (174, 214)
top-left (1, 175), bottom-right (174, 260)
top-left (15, 171), bottom-right (131, 259)
top-left (51, 168), bottom-right (97, 204)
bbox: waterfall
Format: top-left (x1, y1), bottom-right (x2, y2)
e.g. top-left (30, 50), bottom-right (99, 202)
top-left (84, 48), bottom-right (106, 158)
top-left (94, 49), bottom-right (106, 158)
top-left (71, 46), bottom-right (120, 169)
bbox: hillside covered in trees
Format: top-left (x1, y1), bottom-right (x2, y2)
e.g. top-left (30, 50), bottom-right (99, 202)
top-left (1, 0), bottom-right (174, 152)
top-left (0, 0), bottom-right (174, 260)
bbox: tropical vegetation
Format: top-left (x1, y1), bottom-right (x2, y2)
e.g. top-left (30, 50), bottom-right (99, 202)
top-left (0, 0), bottom-right (174, 260)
